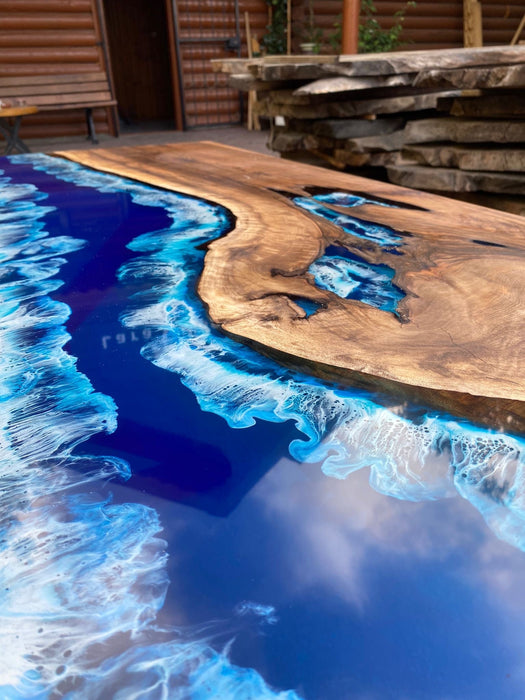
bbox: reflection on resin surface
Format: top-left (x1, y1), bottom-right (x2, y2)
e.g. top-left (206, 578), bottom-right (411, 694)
top-left (1, 153), bottom-right (525, 699)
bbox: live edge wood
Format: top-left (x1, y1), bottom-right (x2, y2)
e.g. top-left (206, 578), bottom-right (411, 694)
top-left (56, 143), bottom-right (525, 434)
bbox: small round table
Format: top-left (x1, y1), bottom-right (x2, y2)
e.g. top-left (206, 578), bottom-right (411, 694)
top-left (0, 105), bottom-right (39, 155)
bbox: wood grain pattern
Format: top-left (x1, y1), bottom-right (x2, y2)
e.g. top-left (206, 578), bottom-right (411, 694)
top-left (403, 117), bottom-right (525, 144)
top-left (212, 46), bottom-right (525, 84)
top-left (256, 91), bottom-right (457, 119)
top-left (445, 93), bottom-right (525, 118)
top-left (294, 74), bottom-right (415, 95)
top-left (387, 163), bottom-right (525, 194)
top-left (414, 64), bottom-right (525, 89)
top-left (335, 45), bottom-right (525, 74)
top-left (56, 142), bottom-right (525, 432)
top-left (403, 144), bottom-right (525, 172)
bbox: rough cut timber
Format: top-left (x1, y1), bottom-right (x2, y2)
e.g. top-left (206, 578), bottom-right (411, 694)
top-left (57, 143), bottom-right (525, 434)
top-left (403, 118), bottom-right (525, 143)
top-left (228, 75), bottom-right (300, 92)
top-left (212, 45), bottom-right (525, 84)
top-left (442, 193), bottom-right (525, 217)
top-left (414, 64), bottom-right (525, 89)
top-left (269, 129), bottom-right (338, 154)
top-left (256, 92), bottom-right (458, 119)
top-left (332, 149), bottom-right (402, 167)
top-left (334, 45), bottom-right (525, 75)
top-left (213, 54), bottom-right (338, 76)
top-left (443, 93), bottom-right (525, 118)
top-left (403, 145), bottom-right (525, 172)
top-left (340, 131), bottom-right (408, 153)
top-left (295, 117), bottom-right (405, 139)
top-left (214, 46), bottom-right (525, 210)
top-left (387, 164), bottom-right (525, 194)
top-left (293, 74), bottom-right (416, 95)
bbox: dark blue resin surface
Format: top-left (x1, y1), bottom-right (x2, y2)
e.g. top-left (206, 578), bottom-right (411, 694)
top-left (1, 154), bottom-right (525, 699)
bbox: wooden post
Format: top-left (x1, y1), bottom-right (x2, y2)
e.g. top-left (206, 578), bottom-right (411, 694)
top-left (341, 0), bottom-right (360, 55)
top-left (244, 11), bottom-right (260, 131)
top-left (510, 12), bottom-right (525, 45)
top-left (463, 0), bottom-right (483, 47)
top-left (165, 0), bottom-right (185, 130)
top-left (287, 0), bottom-right (292, 54)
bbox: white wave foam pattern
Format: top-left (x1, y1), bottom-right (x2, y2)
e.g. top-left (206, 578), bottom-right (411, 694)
top-left (68, 639), bottom-right (299, 700)
top-left (1, 159), bottom-right (302, 699)
top-left (77, 162), bottom-right (525, 555)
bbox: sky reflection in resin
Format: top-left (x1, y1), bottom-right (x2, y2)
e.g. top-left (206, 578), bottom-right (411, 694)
top-left (2, 154), bottom-right (525, 699)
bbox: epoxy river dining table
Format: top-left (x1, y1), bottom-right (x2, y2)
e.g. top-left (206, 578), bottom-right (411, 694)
top-left (1, 142), bottom-right (525, 700)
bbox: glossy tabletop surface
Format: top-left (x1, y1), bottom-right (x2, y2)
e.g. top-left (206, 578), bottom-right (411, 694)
top-left (1, 152), bottom-right (525, 699)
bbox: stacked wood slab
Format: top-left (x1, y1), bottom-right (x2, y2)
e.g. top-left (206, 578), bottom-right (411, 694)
top-left (213, 46), bottom-right (525, 214)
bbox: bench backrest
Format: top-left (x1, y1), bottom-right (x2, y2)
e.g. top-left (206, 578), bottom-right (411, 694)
top-left (0, 72), bottom-right (115, 110)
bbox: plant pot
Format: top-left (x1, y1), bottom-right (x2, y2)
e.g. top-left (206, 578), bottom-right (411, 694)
top-left (300, 42), bottom-right (316, 54)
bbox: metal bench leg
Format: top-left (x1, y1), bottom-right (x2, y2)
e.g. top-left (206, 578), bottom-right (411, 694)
top-left (0, 116), bottom-right (30, 155)
top-left (85, 108), bottom-right (98, 144)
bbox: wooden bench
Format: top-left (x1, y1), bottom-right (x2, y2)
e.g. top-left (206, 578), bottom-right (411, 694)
top-left (0, 72), bottom-right (117, 147)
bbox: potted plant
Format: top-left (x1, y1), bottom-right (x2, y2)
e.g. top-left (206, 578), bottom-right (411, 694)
top-left (299, 0), bottom-right (323, 54)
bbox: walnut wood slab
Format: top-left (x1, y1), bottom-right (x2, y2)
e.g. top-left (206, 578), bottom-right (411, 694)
top-left (56, 143), bottom-right (525, 432)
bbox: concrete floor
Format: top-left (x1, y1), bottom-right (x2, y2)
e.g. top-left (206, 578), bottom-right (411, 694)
top-left (23, 124), bottom-right (274, 157)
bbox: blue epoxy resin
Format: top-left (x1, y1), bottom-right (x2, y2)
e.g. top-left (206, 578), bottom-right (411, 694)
top-left (0, 156), bottom-right (300, 700)
top-left (292, 193), bottom-right (406, 314)
top-left (309, 245), bottom-right (405, 312)
top-left (310, 190), bottom-right (397, 210)
top-left (1, 154), bottom-right (525, 700)
top-left (290, 296), bottom-right (324, 318)
top-left (293, 194), bottom-right (403, 246)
